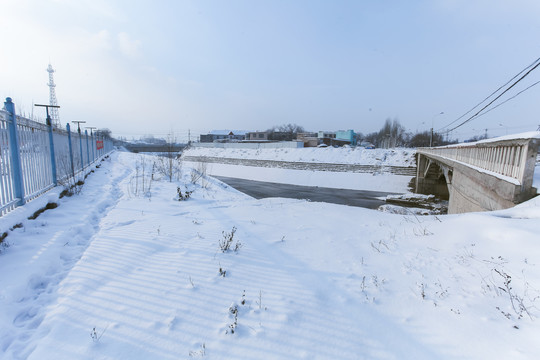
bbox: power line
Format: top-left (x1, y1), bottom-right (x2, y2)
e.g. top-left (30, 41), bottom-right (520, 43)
top-left (439, 56), bottom-right (540, 131)
top-left (456, 80), bottom-right (540, 122)
top-left (443, 59), bottom-right (540, 132)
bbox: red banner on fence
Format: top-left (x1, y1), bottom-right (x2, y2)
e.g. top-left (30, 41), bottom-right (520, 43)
top-left (96, 140), bottom-right (104, 150)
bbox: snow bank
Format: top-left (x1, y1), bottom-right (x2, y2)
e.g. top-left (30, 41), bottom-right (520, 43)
top-left (0, 152), bottom-right (539, 359)
top-left (185, 145), bottom-right (417, 167)
top-left (183, 146), bottom-right (417, 193)
top-left (185, 162), bottom-right (414, 193)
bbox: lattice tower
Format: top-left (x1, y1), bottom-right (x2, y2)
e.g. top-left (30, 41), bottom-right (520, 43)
top-left (46, 63), bottom-right (60, 126)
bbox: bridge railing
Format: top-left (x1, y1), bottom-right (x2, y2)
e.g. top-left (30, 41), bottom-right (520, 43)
top-left (0, 97), bottom-right (114, 217)
top-left (418, 133), bottom-right (540, 185)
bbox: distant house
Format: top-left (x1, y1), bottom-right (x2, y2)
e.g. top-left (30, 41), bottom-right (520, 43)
top-left (335, 130), bottom-right (357, 146)
top-left (316, 130), bottom-right (357, 147)
top-left (317, 131), bottom-right (336, 146)
top-left (317, 131), bottom-right (336, 139)
top-left (199, 130), bottom-right (247, 143)
top-left (267, 131), bottom-right (297, 141)
top-left (297, 132), bottom-right (319, 147)
top-left (245, 131), bottom-right (269, 141)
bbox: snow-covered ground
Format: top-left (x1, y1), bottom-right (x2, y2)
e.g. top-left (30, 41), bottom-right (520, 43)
top-left (184, 146), bottom-right (540, 193)
top-left (188, 162), bottom-right (414, 193)
top-left (185, 146), bottom-right (417, 167)
top-left (0, 151), bottom-right (540, 359)
top-left (183, 147), bottom-right (416, 193)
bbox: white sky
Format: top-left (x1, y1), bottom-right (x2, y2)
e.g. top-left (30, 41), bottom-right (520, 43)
top-left (1, 0), bottom-right (540, 142)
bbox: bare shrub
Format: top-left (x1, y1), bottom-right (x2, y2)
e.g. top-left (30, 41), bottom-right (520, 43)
top-left (190, 161), bottom-right (208, 185)
top-left (219, 226), bottom-right (241, 252)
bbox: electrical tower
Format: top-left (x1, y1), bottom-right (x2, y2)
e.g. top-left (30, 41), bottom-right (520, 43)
top-left (46, 63), bottom-right (60, 127)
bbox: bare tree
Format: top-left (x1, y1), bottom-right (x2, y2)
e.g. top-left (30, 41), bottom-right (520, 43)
top-left (266, 123), bottom-right (306, 141)
top-left (156, 132), bottom-right (182, 182)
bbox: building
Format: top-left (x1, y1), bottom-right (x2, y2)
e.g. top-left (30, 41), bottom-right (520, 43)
top-left (199, 130), bottom-right (247, 143)
top-left (317, 131), bottom-right (336, 139)
top-left (297, 132), bottom-right (319, 147)
top-left (245, 131), bottom-right (269, 141)
top-left (335, 130), bottom-right (357, 146)
top-left (317, 131), bottom-right (336, 146)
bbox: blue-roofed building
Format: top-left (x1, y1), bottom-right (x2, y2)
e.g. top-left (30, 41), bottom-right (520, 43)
top-left (335, 130), bottom-right (357, 146)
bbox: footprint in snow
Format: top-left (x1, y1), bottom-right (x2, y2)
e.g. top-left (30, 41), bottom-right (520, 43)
top-left (114, 220), bottom-right (136, 227)
top-left (13, 307), bottom-right (43, 329)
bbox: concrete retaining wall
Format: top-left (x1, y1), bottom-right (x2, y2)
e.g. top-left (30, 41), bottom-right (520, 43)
top-left (191, 141), bottom-right (304, 149)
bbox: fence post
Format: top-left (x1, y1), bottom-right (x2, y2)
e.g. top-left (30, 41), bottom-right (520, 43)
top-left (85, 130), bottom-right (90, 166)
top-left (91, 130), bottom-right (95, 162)
top-left (46, 112), bottom-right (58, 186)
top-left (66, 123), bottom-right (75, 179)
top-left (4, 97), bottom-right (25, 206)
top-left (78, 128), bottom-right (84, 170)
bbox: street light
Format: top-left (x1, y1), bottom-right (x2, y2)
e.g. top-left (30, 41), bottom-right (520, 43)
top-left (86, 126), bottom-right (97, 162)
top-left (430, 112), bottom-right (444, 147)
top-left (72, 121), bottom-right (86, 168)
top-left (72, 120), bottom-right (86, 134)
top-left (35, 104), bottom-right (61, 185)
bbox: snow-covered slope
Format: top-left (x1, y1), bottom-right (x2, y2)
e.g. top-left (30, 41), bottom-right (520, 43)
top-left (0, 151), bottom-right (539, 359)
top-left (183, 146), bottom-right (417, 193)
top-left (185, 146), bottom-right (417, 167)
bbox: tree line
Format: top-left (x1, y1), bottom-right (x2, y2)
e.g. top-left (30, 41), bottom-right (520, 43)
top-left (361, 119), bottom-right (460, 148)
top-left (265, 120), bottom-right (462, 148)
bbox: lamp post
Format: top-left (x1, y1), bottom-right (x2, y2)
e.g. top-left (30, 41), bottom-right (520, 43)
top-left (35, 103), bottom-right (61, 185)
top-left (430, 112), bottom-right (444, 147)
top-left (86, 127), bottom-right (97, 163)
top-left (72, 121), bottom-right (86, 169)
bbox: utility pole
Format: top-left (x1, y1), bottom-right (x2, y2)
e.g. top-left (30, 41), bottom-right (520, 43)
top-left (86, 126), bottom-right (97, 162)
top-left (430, 112), bottom-right (444, 147)
top-left (35, 103), bottom-right (61, 185)
top-left (34, 104), bottom-right (60, 127)
top-left (72, 121), bottom-right (86, 168)
top-left (72, 120), bottom-right (86, 134)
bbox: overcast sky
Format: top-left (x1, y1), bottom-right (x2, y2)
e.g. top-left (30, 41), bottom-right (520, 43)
top-left (1, 0), bottom-right (540, 142)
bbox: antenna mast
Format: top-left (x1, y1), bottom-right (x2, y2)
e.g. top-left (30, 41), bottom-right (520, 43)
top-left (47, 63), bottom-right (60, 127)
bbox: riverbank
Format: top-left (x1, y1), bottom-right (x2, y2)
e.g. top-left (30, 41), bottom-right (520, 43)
top-left (182, 147), bottom-right (416, 193)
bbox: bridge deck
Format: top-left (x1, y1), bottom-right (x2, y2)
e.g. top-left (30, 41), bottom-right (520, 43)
top-left (416, 132), bottom-right (539, 213)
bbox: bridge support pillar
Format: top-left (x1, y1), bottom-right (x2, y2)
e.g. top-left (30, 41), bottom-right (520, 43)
top-left (415, 154), bottom-right (449, 199)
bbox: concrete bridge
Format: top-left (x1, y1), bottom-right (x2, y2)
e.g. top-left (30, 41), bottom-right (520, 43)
top-left (124, 143), bottom-right (187, 153)
top-left (416, 133), bottom-right (540, 214)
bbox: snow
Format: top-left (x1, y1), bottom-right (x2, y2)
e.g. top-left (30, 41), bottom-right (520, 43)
top-left (1, 151), bottom-right (540, 359)
top-left (433, 131), bottom-right (540, 148)
top-left (188, 162), bottom-right (413, 193)
top-left (186, 146), bottom-right (417, 167)
top-left (377, 204), bottom-right (434, 215)
top-left (475, 131), bottom-right (540, 144)
top-left (183, 146), bottom-right (416, 192)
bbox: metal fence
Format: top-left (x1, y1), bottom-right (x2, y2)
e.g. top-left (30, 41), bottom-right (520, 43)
top-left (0, 97), bottom-right (113, 216)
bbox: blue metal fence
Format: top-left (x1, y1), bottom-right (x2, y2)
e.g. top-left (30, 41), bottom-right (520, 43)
top-left (0, 97), bottom-right (113, 216)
